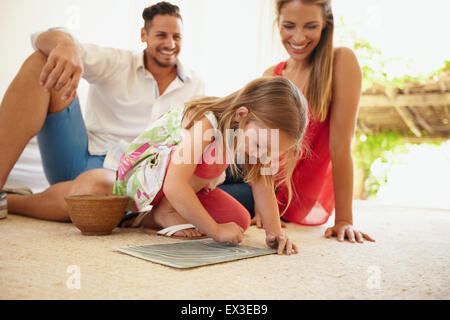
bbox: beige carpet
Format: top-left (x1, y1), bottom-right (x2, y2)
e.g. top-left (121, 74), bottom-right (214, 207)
top-left (1, 200), bottom-right (449, 300)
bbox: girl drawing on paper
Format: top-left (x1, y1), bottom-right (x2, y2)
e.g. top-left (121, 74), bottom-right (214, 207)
top-left (114, 76), bottom-right (309, 254)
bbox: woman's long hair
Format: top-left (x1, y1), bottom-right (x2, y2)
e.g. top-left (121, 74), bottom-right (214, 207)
top-left (183, 77), bottom-right (309, 214)
top-left (276, 0), bottom-right (334, 121)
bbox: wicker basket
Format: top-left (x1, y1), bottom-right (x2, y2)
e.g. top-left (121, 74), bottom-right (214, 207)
top-left (65, 195), bottom-right (130, 236)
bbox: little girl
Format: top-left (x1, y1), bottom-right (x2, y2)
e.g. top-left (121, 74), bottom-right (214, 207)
top-left (114, 76), bottom-right (309, 254)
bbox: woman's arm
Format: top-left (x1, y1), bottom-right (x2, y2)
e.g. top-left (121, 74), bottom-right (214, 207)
top-left (163, 117), bottom-right (244, 244)
top-left (329, 47), bottom-right (360, 225)
top-left (327, 47), bottom-right (374, 243)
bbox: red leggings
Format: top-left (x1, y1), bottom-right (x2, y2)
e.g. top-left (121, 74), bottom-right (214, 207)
top-left (150, 152), bottom-right (251, 232)
top-left (151, 187), bottom-right (251, 232)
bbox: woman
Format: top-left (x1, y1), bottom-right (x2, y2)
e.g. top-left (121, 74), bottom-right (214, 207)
top-left (221, 0), bottom-right (374, 243)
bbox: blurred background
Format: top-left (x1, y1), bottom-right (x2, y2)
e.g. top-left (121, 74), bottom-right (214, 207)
top-left (1, 0), bottom-right (449, 209)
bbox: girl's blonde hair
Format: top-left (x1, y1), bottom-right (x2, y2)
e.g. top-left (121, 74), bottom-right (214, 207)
top-left (183, 76), bottom-right (309, 214)
top-left (276, 0), bottom-right (334, 121)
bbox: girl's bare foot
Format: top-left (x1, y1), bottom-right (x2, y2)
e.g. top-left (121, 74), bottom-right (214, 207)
top-left (122, 196), bottom-right (204, 238)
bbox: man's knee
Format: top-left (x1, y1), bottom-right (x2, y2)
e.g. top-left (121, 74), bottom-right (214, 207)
top-left (23, 51), bottom-right (74, 113)
top-left (11, 51), bottom-right (48, 92)
top-left (48, 84), bottom-right (76, 113)
top-left (23, 51), bottom-right (48, 72)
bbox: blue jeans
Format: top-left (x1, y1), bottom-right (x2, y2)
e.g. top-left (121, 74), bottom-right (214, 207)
top-left (37, 97), bottom-right (105, 185)
top-left (218, 167), bottom-right (255, 217)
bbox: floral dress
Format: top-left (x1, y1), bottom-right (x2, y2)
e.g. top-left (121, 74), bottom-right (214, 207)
top-left (113, 109), bottom-right (184, 212)
top-left (113, 109), bottom-right (223, 213)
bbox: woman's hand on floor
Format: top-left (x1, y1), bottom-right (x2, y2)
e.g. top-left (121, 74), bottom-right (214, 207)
top-left (266, 232), bottom-right (298, 255)
top-left (325, 221), bottom-right (375, 243)
top-left (251, 209), bottom-right (287, 229)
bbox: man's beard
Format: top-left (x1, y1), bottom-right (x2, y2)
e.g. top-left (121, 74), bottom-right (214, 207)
top-left (152, 54), bottom-right (176, 68)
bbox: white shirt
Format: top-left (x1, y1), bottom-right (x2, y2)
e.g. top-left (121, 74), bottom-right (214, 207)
top-left (31, 30), bottom-right (205, 169)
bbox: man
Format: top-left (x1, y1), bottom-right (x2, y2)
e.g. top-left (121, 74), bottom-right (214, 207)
top-left (0, 2), bottom-right (204, 220)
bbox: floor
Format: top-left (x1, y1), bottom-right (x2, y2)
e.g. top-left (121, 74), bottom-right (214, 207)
top-left (0, 200), bottom-right (449, 300)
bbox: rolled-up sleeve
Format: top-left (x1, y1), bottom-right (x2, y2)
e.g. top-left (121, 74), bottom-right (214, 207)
top-left (77, 43), bottom-right (126, 84)
top-left (30, 27), bottom-right (76, 51)
top-left (30, 27), bottom-right (123, 84)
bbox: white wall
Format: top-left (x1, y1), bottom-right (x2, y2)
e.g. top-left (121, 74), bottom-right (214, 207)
top-left (0, 0), bottom-right (286, 101)
top-left (0, 0), bottom-right (286, 191)
top-left (2, 0), bottom-right (449, 109)
top-left (2, 0), bottom-right (449, 204)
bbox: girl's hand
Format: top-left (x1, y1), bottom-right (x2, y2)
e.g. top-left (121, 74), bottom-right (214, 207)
top-left (213, 222), bottom-right (244, 246)
top-left (265, 232), bottom-right (298, 255)
top-left (325, 221), bottom-right (375, 243)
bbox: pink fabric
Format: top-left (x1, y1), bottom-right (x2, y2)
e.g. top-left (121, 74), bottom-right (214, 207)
top-left (273, 62), bottom-right (335, 226)
top-left (117, 143), bottom-right (150, 180)
top-left (151, 147), bottom-right (250, 231)
top-left (193, 140), bottom-right (228, 180)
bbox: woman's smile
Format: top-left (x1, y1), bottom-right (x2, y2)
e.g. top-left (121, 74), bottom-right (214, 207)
top-left (288, 41), bottom-right (310, 52)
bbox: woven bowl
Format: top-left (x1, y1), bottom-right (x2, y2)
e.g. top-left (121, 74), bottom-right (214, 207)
top-left (65, 195), bottom-right (129, 236)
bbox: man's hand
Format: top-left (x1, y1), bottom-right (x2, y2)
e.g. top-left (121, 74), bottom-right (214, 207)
top-left (40, 41), bottom-right (82, 100)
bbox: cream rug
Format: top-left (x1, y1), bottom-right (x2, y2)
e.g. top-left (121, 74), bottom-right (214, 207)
top-left (0, 200), bottom-right (449, 300)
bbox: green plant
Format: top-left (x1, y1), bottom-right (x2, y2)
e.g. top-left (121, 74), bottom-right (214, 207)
top-left (336, 17), bottom-right (450, 91)
top-left (353, 132), bottom-right (408, 199)
top-left (335, 19), bottom-right (448, 198)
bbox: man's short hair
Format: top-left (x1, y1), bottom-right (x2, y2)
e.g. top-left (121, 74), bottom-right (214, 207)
top-left (142, 2), bottom-right (182, 30)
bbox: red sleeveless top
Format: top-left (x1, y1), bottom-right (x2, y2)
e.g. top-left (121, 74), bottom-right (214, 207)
top-left (274, 62), bottom-right (334, 226)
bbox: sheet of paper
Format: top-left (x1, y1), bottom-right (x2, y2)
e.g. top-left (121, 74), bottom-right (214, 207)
top-left (116, 239), bottom-right (276, 269)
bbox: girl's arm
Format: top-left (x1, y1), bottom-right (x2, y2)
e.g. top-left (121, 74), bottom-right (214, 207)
top-left (250, 65), bottom-right (288, 229)
top-left (163, 117), bottom-right (244, 245)
top-left (251, 177), bottom-right (298, 255)
top-left (326, 47), bottom-right (374, 243)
